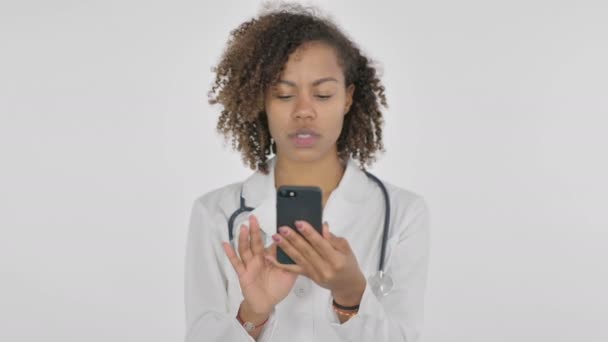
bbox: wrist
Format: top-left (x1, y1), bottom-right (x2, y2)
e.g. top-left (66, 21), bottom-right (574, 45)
top-left (331, 273), bottom-right (366, 307)
top-left (239, 300), bottom-right (272, 325)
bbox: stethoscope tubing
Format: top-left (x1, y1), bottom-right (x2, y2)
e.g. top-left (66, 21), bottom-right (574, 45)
top-left (227, 171), bottom-right (390, 274)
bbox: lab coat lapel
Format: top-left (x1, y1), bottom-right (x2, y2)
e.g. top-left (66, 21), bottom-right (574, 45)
top-left (231, 157), bottom-right (374, 253)
top-left (232, 157), bottom-right (277, 252)
top-left (322, 158), bottom-right (371, 237)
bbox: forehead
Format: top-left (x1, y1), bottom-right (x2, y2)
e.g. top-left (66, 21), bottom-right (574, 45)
top-left (278, 41), bottom-right (344, 83)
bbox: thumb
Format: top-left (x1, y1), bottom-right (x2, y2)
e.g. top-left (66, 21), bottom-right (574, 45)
top-left (264, 242), bottom-right (277, 256)
top-left (322, 222), bottom-right (342, 247)
top-left (322, 222), bottom-right (336, 241)
top-left (264, 243), bottom-right (278, 264)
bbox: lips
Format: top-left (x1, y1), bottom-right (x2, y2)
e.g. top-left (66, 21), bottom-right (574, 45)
top-left (288, 128), bottom-right (320, 148)
top-left (289, 128), bottom-right (320, 137)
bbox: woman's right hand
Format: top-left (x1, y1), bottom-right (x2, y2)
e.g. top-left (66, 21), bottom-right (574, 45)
top-left (222, 215), bottom-right (297, 316)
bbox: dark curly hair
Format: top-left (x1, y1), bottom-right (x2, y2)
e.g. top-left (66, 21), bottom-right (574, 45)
top-left (208, 3), bottom-right (388, 174)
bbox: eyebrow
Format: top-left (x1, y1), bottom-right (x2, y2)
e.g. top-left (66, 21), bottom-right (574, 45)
top-left (276, 77), bottom-right (339, 87)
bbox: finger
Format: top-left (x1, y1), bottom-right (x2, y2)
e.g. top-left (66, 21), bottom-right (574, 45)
top-left (322, 223), bottom-right (343, 249)
top-left (322, 222), bottom-right (331, 240)
top-left (222, 241), bottom-right (245, 276)
top-left (237, 224), bottom-right (253, 263)
top-left (264, 242), bottom-right (277, 257)
top-left (322, 223), bottom-right (350, 260)
top-left (264, 253), bottom-right (305, 274)
top-left (323, 223), bottom-right (339, 244)
top-left (320, 222), bottom-right (350, 253)
top-left (262, 242), bottom-right (301, 272)
top-left (249, 215), bottom-right (265, 255)
top-left (262, 242), bottom-right (275, 267)
top-left (327, 231), bottom-right (350, 252)
top-left (294, 220), bottom-right (337, 260)
top-left (274, 230), bottom-right (323, 278)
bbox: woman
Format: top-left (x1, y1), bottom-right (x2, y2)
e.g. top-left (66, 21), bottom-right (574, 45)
top-left (185, 4), bottom-right (430, 342)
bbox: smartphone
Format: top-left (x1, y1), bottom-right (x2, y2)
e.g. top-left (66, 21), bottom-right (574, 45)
top-left (276, 185), bottom-right (323, 264)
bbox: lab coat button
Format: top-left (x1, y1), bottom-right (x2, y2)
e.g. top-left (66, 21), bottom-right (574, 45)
top-left (294, 286), bottom-right (306, 298)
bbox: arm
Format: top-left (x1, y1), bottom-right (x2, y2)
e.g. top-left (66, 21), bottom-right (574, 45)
top-left (328, 198), bottom-right (431, 342)
top-left (184, 199), bottom-right (277, 342)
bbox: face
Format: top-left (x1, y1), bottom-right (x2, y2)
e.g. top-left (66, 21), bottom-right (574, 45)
top-left (264, 41), bottom-right (355, 164)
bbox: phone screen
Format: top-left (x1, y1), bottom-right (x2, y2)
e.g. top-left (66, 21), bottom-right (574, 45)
top-left (276, 185), bottom-right (323, 264)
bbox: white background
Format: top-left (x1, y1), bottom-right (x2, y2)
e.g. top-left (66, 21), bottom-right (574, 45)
top-left (1, 0), bottom-right (607, 341)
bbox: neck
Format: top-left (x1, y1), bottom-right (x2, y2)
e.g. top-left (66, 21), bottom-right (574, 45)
top-left (274, 152), bottom-right (346, 208)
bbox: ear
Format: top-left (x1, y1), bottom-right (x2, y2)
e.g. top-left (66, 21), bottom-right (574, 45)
top-left (344, 84), bottom-right (355, 115)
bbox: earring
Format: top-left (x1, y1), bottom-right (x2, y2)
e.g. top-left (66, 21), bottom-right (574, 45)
top-left (270, 137), bottom-right (277, 154)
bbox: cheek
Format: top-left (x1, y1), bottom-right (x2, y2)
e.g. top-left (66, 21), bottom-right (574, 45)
top-left (331, 116), bottom-right (346, 138)
top-left (265, 110), bottom-right (287, 139)
top-left (323, 104), bottom-right (347, 132)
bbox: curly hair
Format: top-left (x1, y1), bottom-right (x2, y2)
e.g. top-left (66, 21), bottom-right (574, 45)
top-left (208, 3), bottom-right (388, 174)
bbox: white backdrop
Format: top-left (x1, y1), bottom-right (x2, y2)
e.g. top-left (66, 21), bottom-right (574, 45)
top-left (1, 0), bottom-right (607, 341)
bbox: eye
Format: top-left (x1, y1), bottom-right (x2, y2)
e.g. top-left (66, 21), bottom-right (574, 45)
top-left (316, 95), bottom-right (332, 100)
top-left (276, 95), bottom-right (293, 100)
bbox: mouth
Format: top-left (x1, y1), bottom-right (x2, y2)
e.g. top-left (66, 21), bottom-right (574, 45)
top-left (288, 128), bottom-right (320, 148)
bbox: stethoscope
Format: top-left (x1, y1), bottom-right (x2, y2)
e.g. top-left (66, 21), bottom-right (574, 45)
top-left (227, 171), bottom-right (394, 297)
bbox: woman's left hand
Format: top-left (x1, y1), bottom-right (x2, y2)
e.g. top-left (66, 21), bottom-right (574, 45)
top-left (265, 221), bottom-right (366, 306)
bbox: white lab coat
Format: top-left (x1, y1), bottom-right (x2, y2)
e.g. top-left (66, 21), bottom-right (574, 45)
top-left (185, 157), bottom-right (430, 342)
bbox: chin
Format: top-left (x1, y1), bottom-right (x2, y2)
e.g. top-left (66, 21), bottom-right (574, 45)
top-left (280, 147), bottom-right (335, 164)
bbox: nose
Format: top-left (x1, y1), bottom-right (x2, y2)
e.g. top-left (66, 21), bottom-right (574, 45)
top-left (293, 94), bottom-right (316, 120)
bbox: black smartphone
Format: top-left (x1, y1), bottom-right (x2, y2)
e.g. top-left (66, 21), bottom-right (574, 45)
top-left (276, 185), bottom-right (323, 264)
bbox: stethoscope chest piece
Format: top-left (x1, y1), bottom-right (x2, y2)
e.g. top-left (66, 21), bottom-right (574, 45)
top-left (368, 270), bottom-right (394, 297)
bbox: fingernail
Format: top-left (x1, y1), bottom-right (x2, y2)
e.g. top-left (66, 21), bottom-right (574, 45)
top-left (295, 221), bottom-right (304, 230)
top-left (279, 227), bottom-right (289, 236)
top-left (272, 234), bottom-right (281, 242)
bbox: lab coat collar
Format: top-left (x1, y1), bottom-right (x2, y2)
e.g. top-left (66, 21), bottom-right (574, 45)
top-left (238, 156), bottom-right (371, 239)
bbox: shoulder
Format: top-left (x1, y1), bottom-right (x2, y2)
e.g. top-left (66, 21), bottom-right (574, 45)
top-left (383, 181), bottom-right (428, 214)
top-left (192, 181), bottom-right (243, 226)
top-left (187, 181), bottom-right (244, 242)
top-left (377, 179), bottom-right (430, 237)
top-left (362, 171), bottom-right (428, 215)
top-left (194, 181), bottom-right (241, 208)
top-left (191, 181), bottom-right (242, 218)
